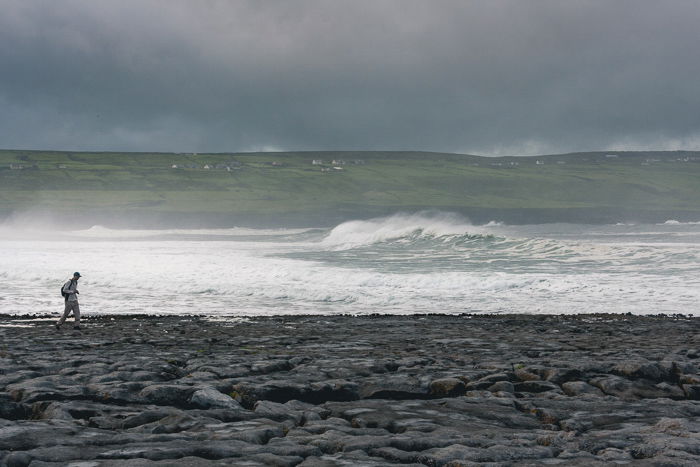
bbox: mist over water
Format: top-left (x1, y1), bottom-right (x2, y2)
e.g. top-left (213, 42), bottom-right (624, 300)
top-left (1, 213), bottom-right (699, 316)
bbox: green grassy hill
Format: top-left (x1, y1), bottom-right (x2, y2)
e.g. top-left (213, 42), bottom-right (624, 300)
top-left (1, 149), bottom-right (699, 226)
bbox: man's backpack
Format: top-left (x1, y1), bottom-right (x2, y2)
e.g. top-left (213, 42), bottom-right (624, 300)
top-left (61, 281), bottom-right (72, 300)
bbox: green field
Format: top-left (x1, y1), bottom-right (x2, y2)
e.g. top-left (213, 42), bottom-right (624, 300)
top-left (1, 149), bottom-right (699, 226)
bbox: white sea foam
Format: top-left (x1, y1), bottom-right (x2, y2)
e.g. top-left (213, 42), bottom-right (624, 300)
top-left (659, 219), bottom-right (700, 225)
top-left (1, 215), bottom-right (699, 317)
top-left (70, 225), bottom-right (314, 238)
top-left (321, 212), bottom-right (488, 249)
top-left (0, 223), bottom-right (313, 241)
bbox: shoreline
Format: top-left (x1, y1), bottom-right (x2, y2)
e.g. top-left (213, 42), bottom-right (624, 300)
top-left (3, 311), bottom-right (698, 319)
top-left (2, 313), bottom-right (699, 465)
top-left (4, 206), bottom-right (700, 230)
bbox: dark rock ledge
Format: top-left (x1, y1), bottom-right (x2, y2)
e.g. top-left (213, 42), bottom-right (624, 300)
top-left (1, 313), bottom-right (699, 466)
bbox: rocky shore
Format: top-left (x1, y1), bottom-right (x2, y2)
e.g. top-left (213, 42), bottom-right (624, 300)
top-left (1, 313), bottom-right (699, 466)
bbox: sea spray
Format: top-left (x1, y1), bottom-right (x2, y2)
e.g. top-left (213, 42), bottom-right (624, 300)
top-left (1, 214), bottom-right (699, 316)
top-left (321, 212), bottom-right (490, 249)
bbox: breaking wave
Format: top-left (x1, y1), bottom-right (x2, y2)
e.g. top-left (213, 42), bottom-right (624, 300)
top-left (320, 213), bottom-right (497, 249)
top-left (2, 212), bottom-right (699, 316)
top-left (659, 220), bottom-right (700, 226)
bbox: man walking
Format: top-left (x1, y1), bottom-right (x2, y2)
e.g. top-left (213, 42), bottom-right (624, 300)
top-left (57, 272), bottom-right (82, 330)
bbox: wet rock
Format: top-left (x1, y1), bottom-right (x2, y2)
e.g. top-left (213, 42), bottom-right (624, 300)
top-left (370, 446), bottom-right (421, 464)
top-left (629, 443), bottom-right (661, 459)
top-left (248, 453), bottom-right (305, 467)
top-left (561, 381), bottom-right (604, 397)
top-left (138, 384), bottom-right (196, 407)
top-left (680, 374), bottom-right (700, 384)
top-left (316, 431), bottom-right (394, 454)
top-left (251, 359), bottom-right (294, 374)
top-left (0, 424), bottom-right (80, 452)
top-left (683, 384), bottom-right (700, 400)
top-left (612, 361), bottom-right (669, 382)
top-left (189, 386), bottom-right (241, 409)
top-left (0, 398), bottom-right (29, 420)
top-left (265, 438), bottom-right (323, 458)
top-left (543, 367), bottom-right (583, 385)
top-left (232, 381), bottom-right (308, 407)
top-left (465, 372), bottom-right (510, 391)
top-left (296, 417), bottom-right (351, 435)
top-left (296, 456), bottom-right (341, 466)
top-left (3, 452), bottom-right (32, 467)
top-left (418, 444), bottom-right (553, 464)
top-left (7, 378), bottom-right (87, 404)
top-left (254, 400), bottom-right (304, 423)
top-left (590, 376), bottom-right (686, 399)
top-left (514, 380), bottom-right (562, 393)
top-left (306, 379), bottom-right (360, 403)
top-left (429, 378), bottom-right (466, 397)
top-left (96, 442), bottom-right (207, 461)
top-left (150, 413), bottom-right (207, 434)
top-left (121, 409), bottom-right (176, 429)
top-left (2, 313), bottom-right (700, 466)
top-left (35, 402), bottom-right (73, 420)
top-left (514, 368), bottom-right (541, 382)
top-left (598, 447), bottom-right (633, 462)
top-left (226, 421), bottom-right (286, 444)
top-left (359, 376), bottom-right (430, 400)
top-left (488, 381), bottom-right (515, 393)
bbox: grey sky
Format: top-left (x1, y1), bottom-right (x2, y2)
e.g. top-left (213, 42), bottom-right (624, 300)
top-left (1, 0), bottom-right (700, 155)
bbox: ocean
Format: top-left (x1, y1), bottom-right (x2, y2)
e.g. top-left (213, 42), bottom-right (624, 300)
top-left (1, 213), bottom-right (699, 316)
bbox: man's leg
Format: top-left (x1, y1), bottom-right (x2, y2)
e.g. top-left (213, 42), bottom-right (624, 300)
top-left (57, 301), bottom-right (71, 327)
top-left (72, 302), bottom-right (81, 327)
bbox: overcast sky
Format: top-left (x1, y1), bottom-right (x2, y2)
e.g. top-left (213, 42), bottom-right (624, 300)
top-left (1, 0), bottom-right (700, 155)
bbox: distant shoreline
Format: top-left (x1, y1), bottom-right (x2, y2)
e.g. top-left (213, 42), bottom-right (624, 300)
top-left (2, 149), bottom-right (699, 228)
top-left (3, 206), bottom-right (700, 229)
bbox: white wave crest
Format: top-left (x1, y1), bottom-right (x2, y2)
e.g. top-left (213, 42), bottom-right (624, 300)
top-left (321, 212), bottom-right (485, 249)
top-left (659, 220), bottom-right (700, 226)
top-left (2, 221), bottom-right (699, 317)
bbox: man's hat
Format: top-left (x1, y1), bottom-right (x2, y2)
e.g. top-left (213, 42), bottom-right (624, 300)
top-left (73, 272), bottom-right (82, 277)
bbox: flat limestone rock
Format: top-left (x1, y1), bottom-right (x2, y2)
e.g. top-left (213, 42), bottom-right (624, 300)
top-left (189, 386), bottom-right (241, 410)
top-left (0, 313), bottom-right (699, 466)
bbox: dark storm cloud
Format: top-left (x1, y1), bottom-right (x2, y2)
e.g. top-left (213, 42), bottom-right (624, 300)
top-left (1, 0), bottom-right (700, 154)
